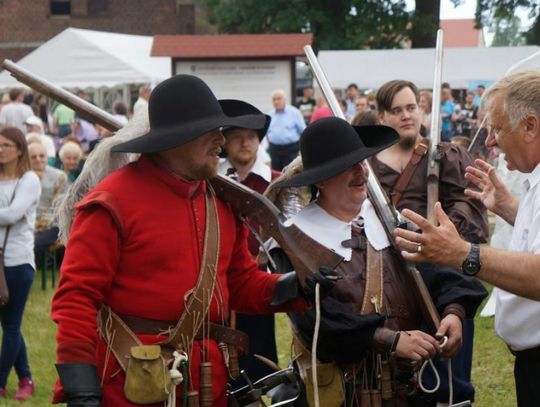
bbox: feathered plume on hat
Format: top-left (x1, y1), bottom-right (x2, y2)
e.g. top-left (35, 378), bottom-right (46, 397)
top-left (57, 109), bottom-right (149, 243)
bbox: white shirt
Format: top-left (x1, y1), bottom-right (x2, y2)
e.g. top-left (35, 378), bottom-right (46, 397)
top-left (218, 148), bottom-right (272, 183)
top-left (0, 103), bottom-right (34, 133)
top-left (495, 162), bottom-right (540, 350)
top-left (0, 172), bottom-right (41, 269)
top-left (286, 199), bottom-right (390, 261)
top-left (133, 97), bottom-right (148, 118)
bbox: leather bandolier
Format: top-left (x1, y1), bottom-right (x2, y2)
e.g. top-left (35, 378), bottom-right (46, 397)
top-left (96, 186), bottom-right (247, 406)
top-left (292, 228), bottom-right (422, 407)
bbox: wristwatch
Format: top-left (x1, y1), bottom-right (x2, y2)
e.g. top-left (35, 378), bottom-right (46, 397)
top-left (460, 243), bottom-right (481, 276)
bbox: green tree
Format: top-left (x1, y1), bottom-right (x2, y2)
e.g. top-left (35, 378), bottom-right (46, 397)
top-left (475, 0), bottom-right (539, 45)
top-left (490, 15), bottom-right (525, 46)
top-left (409, 0), bottom-right (442, 48)
top-left (201, 0), bottom-right (411, 50)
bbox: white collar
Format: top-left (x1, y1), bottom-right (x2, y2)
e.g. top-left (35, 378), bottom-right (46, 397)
top-left (525, 161), bottom-right (540, 192)
top-left (218, 154), bottom-right (271, 183)
top-left (286, 199), bottom-right (391, 261)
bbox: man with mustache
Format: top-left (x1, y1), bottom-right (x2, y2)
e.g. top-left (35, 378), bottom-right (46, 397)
top-left (269, 117), bottom-right (484, 406)
top-left (369, 80), bottom-right (488, 406)
top-left (50, 75), bottom-right (315, 407)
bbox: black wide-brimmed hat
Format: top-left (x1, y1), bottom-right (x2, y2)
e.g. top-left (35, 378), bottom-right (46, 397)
top-left (112, 75), bottom-right (267, 153)
top-left (220, 99), bottom-right (270, 141)
top-left (276, 117), bottom-right (399, 188)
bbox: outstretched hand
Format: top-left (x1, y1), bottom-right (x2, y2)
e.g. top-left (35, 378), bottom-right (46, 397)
top-left (393, 202), bottom-right (470, 269)
top-left (464, 159), bottom-right (518, 224)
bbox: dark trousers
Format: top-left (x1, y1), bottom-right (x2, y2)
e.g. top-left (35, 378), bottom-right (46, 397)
top-left (514, 348), bottom-right (540, 407)
top-left (0, 264), bottom-right (35, 388)
top-left (57, 124), bottom-right (72, 138)
top-left (269, 142), bottom-right (300, 172)
top-left (413, 319), bottom-right (475, 406)
top-left (231, 314), bottom-right (278, 390)
top-left (34, 227), bottom-right (59, 259)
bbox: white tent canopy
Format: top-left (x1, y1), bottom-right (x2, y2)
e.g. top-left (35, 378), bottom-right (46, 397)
top-left (0, 28), bottom-right (170, 89)
top-left (318, 46), bottom-right (540, 90)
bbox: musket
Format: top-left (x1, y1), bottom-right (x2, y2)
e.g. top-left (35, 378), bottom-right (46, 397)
top-left (304, 46), bottom-right (440, 331)
top-left (1, 59), bottom-right (343, 287)
top-left (427, 29), bottom-right (444, 224)
top-left (2, 60), bottom-right (121, 132)
top-left (229, 368), bottom-right (299, 406)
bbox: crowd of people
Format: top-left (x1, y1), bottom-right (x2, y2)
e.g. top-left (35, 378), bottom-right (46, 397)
top-left (295, 83), bottom-right (486, 141)
top-left (0, 69), bottom-right (536, 407)
top-left (0, 85), bottom-right (152, 402)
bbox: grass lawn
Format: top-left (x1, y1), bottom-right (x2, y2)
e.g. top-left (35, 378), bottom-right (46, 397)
top-left (1, 275), bottom-right (516, 406)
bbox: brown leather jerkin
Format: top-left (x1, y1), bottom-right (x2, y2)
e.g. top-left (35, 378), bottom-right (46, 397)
top-left (389, 141), bottom-right (429, 207)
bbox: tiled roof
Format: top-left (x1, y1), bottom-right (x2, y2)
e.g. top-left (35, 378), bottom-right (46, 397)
top-left (441, 19), bottom-right (485, 48)
top-left (151, 33), bottom-right (313, 58)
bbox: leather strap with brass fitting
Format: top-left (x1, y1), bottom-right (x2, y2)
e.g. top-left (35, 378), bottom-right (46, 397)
top-left (390, 141), bottom-right (429, 207)
top-left (98, 186), bottom-right (222, 370)
top-left (115, 313), bottom-right (249, 351)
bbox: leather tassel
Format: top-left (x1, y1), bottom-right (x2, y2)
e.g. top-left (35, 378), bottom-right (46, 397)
top-left (381, 360), bottom-right (392, 400)
top-left (200, 362), bottom-right (213, 407)
top-left (358, 389), bottom-right (371, 407)
top-left (370, 389), bottom-right (382, 407)
top-left (187, 390), bottom-right (199, 407)
top-left (227, 344), bottom-right (240, 380)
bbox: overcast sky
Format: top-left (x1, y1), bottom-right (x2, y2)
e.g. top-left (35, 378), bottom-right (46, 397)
top-left (405, 0), bottom-right (531, 23)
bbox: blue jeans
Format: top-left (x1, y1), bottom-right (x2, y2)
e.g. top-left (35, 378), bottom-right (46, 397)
top-left (0, 264), bottom-right (35, 388)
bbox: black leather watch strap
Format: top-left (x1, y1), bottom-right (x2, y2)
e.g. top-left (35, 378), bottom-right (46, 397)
top-left (461, 243), bottom-right (481, 276)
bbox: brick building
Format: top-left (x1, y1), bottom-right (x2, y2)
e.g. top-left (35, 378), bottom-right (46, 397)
top-left (0, 0), bottom-right (200, 63)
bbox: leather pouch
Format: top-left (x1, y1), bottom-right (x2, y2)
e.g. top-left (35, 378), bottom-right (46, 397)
top-left (124, 345), bottom-right (171, 404)
top-left (0, 249), bottom-right (9, 308)
top-left (304, 363), bottom-right (345, 407)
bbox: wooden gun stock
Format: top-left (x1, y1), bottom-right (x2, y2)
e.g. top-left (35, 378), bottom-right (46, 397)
top-left (209, 175), bottom-right (343, 286)
top-left (1, 59), bottom-right (342, 287)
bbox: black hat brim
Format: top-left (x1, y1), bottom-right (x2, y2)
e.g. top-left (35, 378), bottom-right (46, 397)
top-left (111, 101), bottom-right (266, 154)
top-left (276, 125), bottom-right (398, 188)
top-left (222, 113), bottom-right (270, 141)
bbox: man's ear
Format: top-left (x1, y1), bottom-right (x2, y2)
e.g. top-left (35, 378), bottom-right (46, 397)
top-left (524, 114), bottom-right (540, 144)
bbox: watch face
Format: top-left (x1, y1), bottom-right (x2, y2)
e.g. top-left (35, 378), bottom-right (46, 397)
top-left (463, 260), bottom-right (478, 275)
top-left (462, 246), bottom-right (481, 276)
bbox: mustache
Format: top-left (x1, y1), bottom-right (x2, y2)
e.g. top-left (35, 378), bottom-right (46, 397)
top-left (348, 176), bottom-right (367, 186)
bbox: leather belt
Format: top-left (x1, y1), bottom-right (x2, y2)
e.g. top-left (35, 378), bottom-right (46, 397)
top-left (118, 313), bottom-right (250, 352)
top-left (509, 345), bottom-right (540, 360)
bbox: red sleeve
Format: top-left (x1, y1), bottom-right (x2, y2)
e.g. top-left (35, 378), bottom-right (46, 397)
top-left (226, 220), bottom-right (309, 314)
top-left (51, 205), bottom-right (121, 364)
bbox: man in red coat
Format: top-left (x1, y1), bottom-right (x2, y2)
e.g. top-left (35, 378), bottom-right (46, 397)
top-left (51, 75), bottom-right (316, 407)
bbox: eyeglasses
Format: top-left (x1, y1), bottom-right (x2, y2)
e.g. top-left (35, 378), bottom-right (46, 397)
top-left (0, 143), bottom-right (17, 150)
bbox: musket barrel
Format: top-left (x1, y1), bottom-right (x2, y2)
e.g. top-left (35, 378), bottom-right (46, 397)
top-left (426, 29), bottom-right (444, 224)
top-left (1, 59), bottom-right (123, 132)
